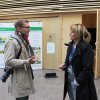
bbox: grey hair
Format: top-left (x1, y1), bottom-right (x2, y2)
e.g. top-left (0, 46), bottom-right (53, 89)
top-left (14, 19), bottom-right (29, 29)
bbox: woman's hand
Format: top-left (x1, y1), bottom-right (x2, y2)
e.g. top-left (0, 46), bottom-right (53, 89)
top-left (28, 56), bottom-right (38, 64)
top-left (58, 63), bottom-right (66, 70)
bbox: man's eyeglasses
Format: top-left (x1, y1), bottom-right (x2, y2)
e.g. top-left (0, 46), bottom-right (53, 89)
top-left (22, 26), bottom-right (30, 29)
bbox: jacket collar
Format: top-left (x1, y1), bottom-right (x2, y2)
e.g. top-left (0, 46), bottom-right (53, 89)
top-left (67, 40), bottom-right (88, 62)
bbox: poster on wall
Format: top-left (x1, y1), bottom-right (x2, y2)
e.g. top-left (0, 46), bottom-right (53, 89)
top-left (0, 22), bottom-right (42, 70)
top-left (0, 23), bottom-right (14, 68)
top-left (47, 42), bottom-right (55, 54)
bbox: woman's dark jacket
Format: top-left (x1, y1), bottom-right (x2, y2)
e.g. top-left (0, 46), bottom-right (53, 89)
top-left (63, 41), bottom-right (98, 100)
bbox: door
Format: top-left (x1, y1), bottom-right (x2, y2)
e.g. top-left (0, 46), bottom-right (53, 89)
top-left (32, 17), bottom-right (61, 69)
top-left (95, 9), bottom-right (100, 78)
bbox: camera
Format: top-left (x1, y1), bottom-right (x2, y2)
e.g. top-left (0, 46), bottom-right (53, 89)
top-left (1, 67), bottom-right (13, 82)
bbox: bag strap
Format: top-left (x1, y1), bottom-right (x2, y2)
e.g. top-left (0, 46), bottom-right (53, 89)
top-left (11, 37), bottom-right (22, 59)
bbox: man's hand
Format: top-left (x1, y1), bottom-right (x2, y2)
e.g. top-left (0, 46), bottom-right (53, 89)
top-left (28, 56), bottom-right (38, 64)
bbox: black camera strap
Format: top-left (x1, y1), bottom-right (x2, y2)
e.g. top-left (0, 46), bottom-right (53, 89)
top-left (11, 37), bottom-right (22, 59)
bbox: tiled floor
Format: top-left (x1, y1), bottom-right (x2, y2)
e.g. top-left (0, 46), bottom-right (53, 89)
top-left (0, 69), bottom-right (100, 100)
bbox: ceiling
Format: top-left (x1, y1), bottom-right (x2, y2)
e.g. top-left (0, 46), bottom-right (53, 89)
top-left (0, 0), bottom-right (100, 17)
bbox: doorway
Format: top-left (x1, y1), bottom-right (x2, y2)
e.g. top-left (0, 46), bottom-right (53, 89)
top-left (82, 13), bottom-right (97, 77)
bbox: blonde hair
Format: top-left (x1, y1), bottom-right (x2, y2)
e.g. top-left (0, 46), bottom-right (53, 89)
top-left (70, 24), bottom-right (91, 43)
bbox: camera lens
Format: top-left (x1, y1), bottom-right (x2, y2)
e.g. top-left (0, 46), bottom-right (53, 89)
top-left (2, 74), bottom-right (9, 82)
top-left (1, 67), bottom-right (13, 82)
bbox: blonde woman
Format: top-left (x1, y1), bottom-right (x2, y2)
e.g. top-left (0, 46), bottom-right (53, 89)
top-left (59, 24), bottom-right (97, 100)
